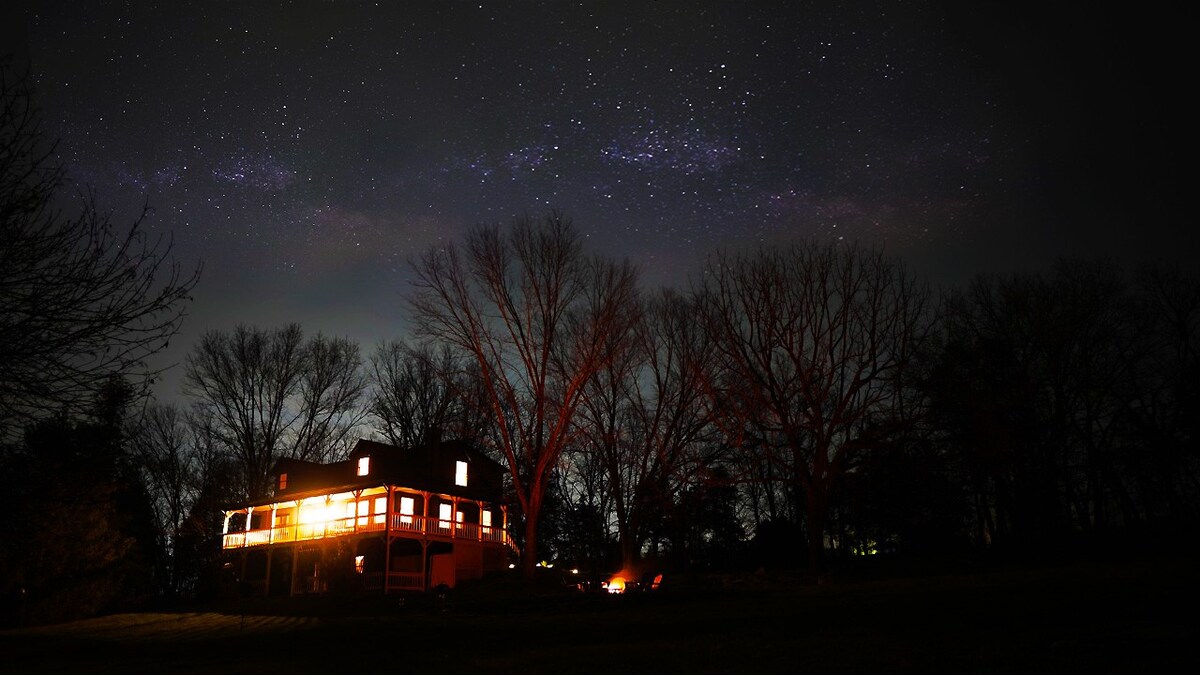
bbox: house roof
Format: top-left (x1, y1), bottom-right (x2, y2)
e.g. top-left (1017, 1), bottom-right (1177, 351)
top-left (229, 437), bottom-right (507, 510)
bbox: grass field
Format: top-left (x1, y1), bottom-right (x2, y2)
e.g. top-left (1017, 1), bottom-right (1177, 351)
top-left (2, 556), bottom-right (1196, 674)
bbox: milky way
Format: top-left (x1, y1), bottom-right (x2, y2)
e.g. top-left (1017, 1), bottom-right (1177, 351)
top-left (8, 1), bottom-right (1185, 400)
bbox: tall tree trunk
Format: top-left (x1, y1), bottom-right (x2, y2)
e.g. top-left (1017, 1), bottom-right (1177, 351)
top-left (522, 509), bottom-right (540, 581)
top-left (805, 484), bottom-right (827, 574)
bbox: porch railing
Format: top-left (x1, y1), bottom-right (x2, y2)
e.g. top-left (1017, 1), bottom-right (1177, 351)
top-left (387, 572), bottom-right (424, 591)
top-left (223, 513), bottom-right (508, 550)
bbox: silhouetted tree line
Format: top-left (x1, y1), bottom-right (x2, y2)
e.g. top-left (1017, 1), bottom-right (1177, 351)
top-left (2, 59), bottom-right (1197, 623)
top-left (0, 60), bottom-right (202, 625)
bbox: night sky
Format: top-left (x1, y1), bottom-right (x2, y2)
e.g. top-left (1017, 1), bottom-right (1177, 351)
top-left (5, 2), bottom-right (1186, 402)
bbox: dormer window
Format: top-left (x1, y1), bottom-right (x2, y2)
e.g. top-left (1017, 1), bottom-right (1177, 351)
top-left (357, 456), bottom-right (370, 476)
top-left (455, 460), bottom-right (468, 487)
top-left (279, 473), bottom-right (288, 490)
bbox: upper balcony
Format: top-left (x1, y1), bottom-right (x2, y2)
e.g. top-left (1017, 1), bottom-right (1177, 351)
top-left (221, 485), bottom-right (509, 551)
top-left (221, 513), bottom-right (509, 549)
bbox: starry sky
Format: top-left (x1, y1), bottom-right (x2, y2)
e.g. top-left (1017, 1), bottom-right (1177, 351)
top-left (5, 1), bottom-right (1187, 402)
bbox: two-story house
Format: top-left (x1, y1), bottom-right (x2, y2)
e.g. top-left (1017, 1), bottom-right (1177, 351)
top-left (220, 437), bottom-right (512, 596)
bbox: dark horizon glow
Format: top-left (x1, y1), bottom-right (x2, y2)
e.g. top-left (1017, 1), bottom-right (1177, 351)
top-left (5, 1), bottom-right (1186, 404)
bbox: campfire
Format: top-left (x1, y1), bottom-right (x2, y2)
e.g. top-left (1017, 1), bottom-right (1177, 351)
top-left (602, 575), bottom-right (627, 594)
top-left (598, 570), bottom-right (662, 594)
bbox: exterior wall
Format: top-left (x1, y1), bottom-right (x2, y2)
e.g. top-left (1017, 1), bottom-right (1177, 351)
top-left (222, 439), bottom-right (511, 595)
top-left (222, 488), bottom-right (510, 594)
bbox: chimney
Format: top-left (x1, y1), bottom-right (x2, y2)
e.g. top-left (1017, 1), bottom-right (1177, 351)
top-left (424, 426), bottom-right (443, 446)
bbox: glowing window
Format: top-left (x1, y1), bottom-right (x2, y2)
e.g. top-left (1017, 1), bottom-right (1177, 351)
top-left (481, 510), bottom-right (492, 527)
top-left (354, 555), bottom-right (365, 574)
top-left (399, 496), bottom-right (414, 524)
top-left (278, 473), bottom-right (288, 490)
top-left (374, 497), bottom-right (387, 524)
top-left (357, 500), bottom-right (369, 526)
top-left (357, 456), bottom-right (370, 476)
top-left (438, 503), bottom-right (452, 527)
top-left (455, 460), bottom-right (468, 487)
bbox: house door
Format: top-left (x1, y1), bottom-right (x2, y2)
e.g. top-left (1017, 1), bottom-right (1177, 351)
top-left (430, 553), bottom-right (456, 589)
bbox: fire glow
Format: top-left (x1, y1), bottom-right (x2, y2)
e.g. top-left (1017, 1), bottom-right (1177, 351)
top-left (603, 575), bottom-right (627, 594)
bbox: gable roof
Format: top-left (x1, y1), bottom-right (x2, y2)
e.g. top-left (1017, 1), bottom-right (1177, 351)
top-left (257, 437), bottom-right (506, 507)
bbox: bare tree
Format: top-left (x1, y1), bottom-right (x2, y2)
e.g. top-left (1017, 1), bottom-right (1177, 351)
top-left (183, 324), bottom-right (368, 498)
top-left (409, 212), bottom-right (638, 579)
top-left (0, 60), bottom-right (200, 433)
top-left (1127, 264), bottom-right (1200, 522)
top-left (698, 241), bottom-right (931, 572)
top-left (574, 288), bottom-right (716, 569)
top-left (291, 334), bottom-right (370, 463)
top-left (368, 340), bottom-right (490, 448)
top-left (128, 402), bottom-right (195, 596)
top-left (931, 259), bottom-right (1199, 548)
top-left (569, 298), bottom-right (641, 568)
top-left (627, 290), bottom-right (726, 559)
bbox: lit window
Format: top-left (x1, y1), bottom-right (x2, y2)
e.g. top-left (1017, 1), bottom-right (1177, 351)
top-left (357, 456), bottom-right (370, 476)
top-left (481, 510), bottom-right (492, 528)
top-left (354, 555), bottom-right (365, 574)
top-left (438, 503), bottom-right (452, 527)
top-left (279, 473), bottom-right (288, 490)
top-left (455, 460), bottom-right (468, 486)
top-left (357, 500), bottom-right (369, 526)
top-left (374, 497), bottom-right (386, 524)
top-left (399, 496), bottom-right (414, 524)
top-left (455, 511), bottom-right (464, 529)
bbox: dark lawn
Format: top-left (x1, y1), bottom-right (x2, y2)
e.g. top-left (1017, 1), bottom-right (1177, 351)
top-left (2, 557), bottom-right (1196, 674)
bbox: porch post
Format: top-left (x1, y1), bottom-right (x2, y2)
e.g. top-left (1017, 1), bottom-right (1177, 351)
top-left (290, 545), bottom-right (299, 597)
top-left (420, 492), bottom-right (431, 591)
top-left (265, 547), bottom-right (273, 596)
top-left (421, 540), bottom-right (429, 591)
top-left (352, 489), bottom-right (363, 532)
top-left (384, 486), bottom-right (393, 595)
top-left (244, 507), bottom-right (256, 594)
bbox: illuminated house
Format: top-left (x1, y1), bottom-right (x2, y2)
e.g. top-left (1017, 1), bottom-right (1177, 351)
top-left (221, 438), bottom-right (511, 595)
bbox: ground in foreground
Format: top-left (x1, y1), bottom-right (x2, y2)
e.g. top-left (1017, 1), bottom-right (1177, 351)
top-left (1, 557), bottom-right (1196, 674)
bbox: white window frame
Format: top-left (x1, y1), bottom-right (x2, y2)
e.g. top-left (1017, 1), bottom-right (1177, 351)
top-left (373, 496), bottom-right (386, 524)
top-left (399, 496), bottom-right (415, 524)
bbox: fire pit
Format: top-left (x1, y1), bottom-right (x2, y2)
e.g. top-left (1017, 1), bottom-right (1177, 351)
top-left (602, 575), bottom-right (628, 594)
top-left (599, 572), bottom-right (663, 594)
